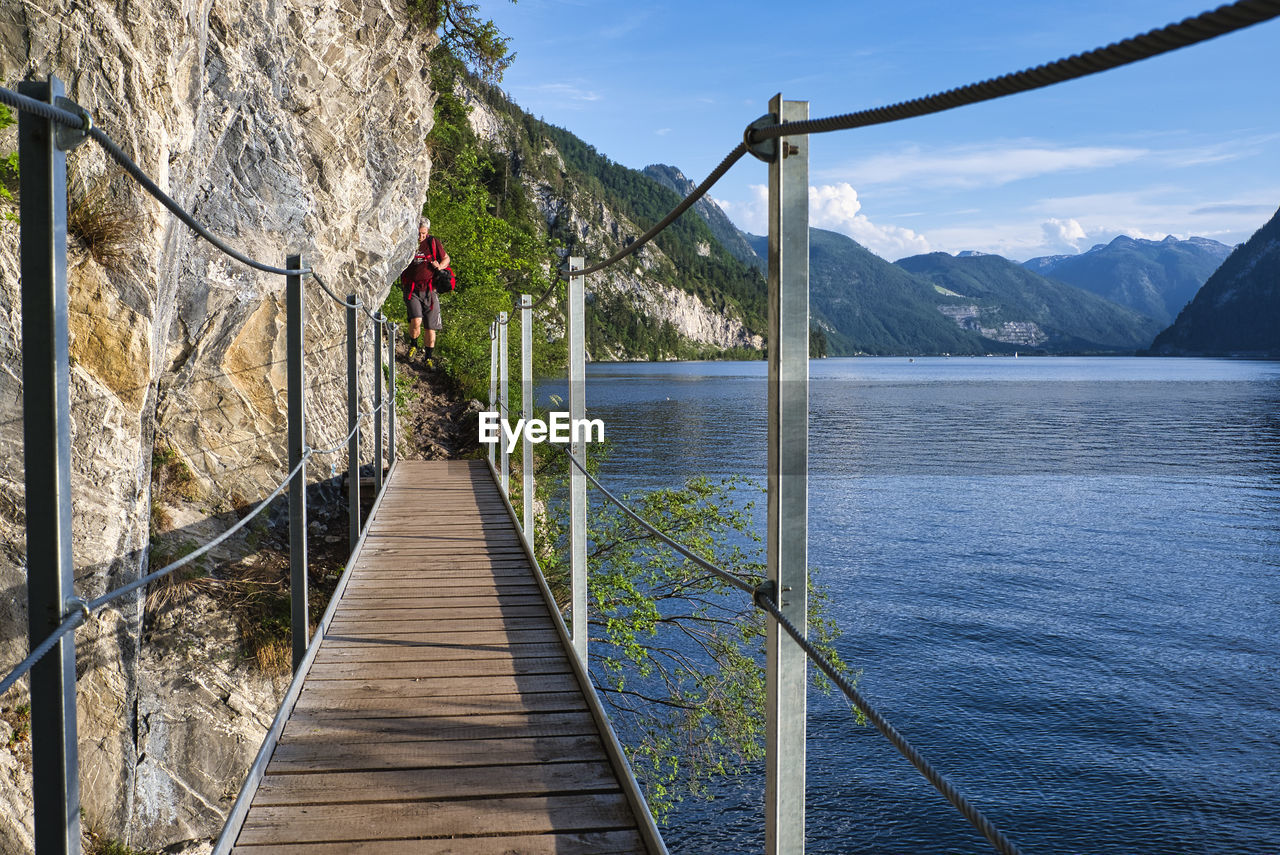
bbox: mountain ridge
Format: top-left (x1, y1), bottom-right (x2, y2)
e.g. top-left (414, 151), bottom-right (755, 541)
top-left (1023, 234), bottom-right (1231, 325)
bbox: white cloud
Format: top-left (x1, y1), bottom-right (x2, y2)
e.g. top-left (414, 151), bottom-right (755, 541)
top-left (655, 127), bottom-right (672, 136)
top-left (808, 183), bottom-right (931, 260)
top-left (720, 183), bottom-right (931, 260)
top-left (516, 82), bottom-right (603, 109)
top-left (1040, 218), bottom-right (1088, 252)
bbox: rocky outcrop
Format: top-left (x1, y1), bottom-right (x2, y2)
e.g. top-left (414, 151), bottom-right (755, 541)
top-left (0, 0), bottom-right (436, 850)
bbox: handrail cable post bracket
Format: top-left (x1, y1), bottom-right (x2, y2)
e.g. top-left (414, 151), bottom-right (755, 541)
top-left (521, 294), bottom-right (535, 537)
top-left (346, 293), bottom-right (360, 549)
top-left (765, 93), bottom-right (810, 855)
top-left (287, 255), bottom-right (309, 673)
top-left (567, 258), bottom-right (588, 664)
top-left (499, 310), bottom-right (510, 496)
top-left (20, 73), bottom-right (82, 855)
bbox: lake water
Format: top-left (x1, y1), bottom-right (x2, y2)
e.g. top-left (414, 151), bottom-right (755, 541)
top-left (543, 356), bottom-right (1280, 854)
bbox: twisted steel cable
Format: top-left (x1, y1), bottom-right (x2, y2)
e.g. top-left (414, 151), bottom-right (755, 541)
top-left (754, 589), bottom-right (1022, 855)
top-left (552, 441), bottom-right (1019, 853)
top-left (543, 0), bottom-right (1278, 286)
top-left (553, 442), bottom-right (762, 596)
top-left (540, 143), bottom-right (748, 299)
top-left (749, 0), bottom-right (1279, 143)
top-left (0, 454), bottom-right (311, 696)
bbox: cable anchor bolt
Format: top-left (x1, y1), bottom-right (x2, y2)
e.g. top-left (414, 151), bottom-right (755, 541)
top-left (743, 113), bottom-right (779, 163)
top-left (53, 96), bottom-right (92, 151)
top-left (64, 596), bottom-right (92, 624)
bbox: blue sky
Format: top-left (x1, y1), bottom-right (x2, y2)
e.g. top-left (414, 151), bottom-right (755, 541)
top-left (471, 0), bottom-right (1279, 261)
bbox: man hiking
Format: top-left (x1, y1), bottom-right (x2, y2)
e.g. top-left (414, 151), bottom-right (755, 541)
top-left (400, 218), bottom-right (453, 366)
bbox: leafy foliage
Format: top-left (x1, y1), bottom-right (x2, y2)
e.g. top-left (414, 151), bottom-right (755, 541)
top-left (409, 0), bottom-right (516, 83)
top-left (0, 104), bottom-right (17, 211)
top-left (386, 48), bottom-right (565, 401)
top-left (533, 454), bottom-right (849, 817)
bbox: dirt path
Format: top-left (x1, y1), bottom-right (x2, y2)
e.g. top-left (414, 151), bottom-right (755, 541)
top-left (392, 339), bottom-right (483, 462)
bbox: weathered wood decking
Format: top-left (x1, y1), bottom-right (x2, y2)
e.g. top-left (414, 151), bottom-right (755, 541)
top-left (229, 460), bottom-right (662, 854)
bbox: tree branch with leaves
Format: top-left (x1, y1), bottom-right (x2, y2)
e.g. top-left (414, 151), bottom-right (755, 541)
top-left (533, 457), bottom-right (854, 819)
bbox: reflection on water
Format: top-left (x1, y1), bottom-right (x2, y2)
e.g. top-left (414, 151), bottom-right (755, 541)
top-left (541, 357), bottom-right (1280, 854)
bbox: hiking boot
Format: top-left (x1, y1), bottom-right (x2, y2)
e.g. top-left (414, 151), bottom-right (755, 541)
top-left (407, 344), bottom-right (418, 360)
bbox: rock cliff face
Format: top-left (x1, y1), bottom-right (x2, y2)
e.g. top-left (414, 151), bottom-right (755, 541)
top-left (0, 0), bottom-right (436, 850)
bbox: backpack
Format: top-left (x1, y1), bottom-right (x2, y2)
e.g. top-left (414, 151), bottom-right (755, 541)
top-left (431, 265), bottom-right (455, 293)
top-left (426, 237), bottom-right (455, 293)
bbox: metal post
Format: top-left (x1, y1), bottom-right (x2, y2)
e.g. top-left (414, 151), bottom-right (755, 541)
top-left (765, 94), bottom-right (810, 855)
top-left (373, 315), bottom-right (384, 496)
top-left (567, 258), bottom-right (587, 663)
top-left (286, 255), bottom-right (308, 673)
top-left (387, 320), bottom-right (397, 467)
top-left (347, 294), bottom-right (360, 549)
top-left (499, 311), bottom-right (510, 497)
top-left (488, 322), bottom-right (498, 468)
top-left (19, 74), bottom-right (81, 855)
top-left (520, 294), bottom-right (534, 538)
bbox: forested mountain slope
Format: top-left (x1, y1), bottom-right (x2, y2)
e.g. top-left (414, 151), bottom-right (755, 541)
top-left (459, 80), bottom-right (767, 360)
top-left (1148, 206), bottom-right (1280, 356)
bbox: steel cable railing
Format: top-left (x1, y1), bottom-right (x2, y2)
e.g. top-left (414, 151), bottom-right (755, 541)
top-left (540, 0), bottom-right (1280, 288)
top-left (1, 81), bottom-right (399, 705)
top-left (6, 0), bottom-right (1278, 846)
top-left (553, 442), bottom-right (1022, 855)
top-left (747, 0), bottom-right (1280, 145)
top-left (0, 454), bottom-right (310, 697)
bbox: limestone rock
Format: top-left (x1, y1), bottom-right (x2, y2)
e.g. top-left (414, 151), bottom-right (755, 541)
top-left (0, 0), bottom-right (436, 849)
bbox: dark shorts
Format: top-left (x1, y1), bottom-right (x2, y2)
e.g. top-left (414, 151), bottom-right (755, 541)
top-left (405, 289), bottom-right (441, 329)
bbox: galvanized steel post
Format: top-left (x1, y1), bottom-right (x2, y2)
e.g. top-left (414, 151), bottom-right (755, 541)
top-left (373, 314), bottom-right (383, 496)
top-left (499, 311), bottom-right (510, 496)
top-left (567, 258), bottom-right (588, 663)
top-left (520, 294), bottom-right (534, 538)
top-left (488, 322), bottom-right (498, 467)
top-left (287, 256), bottom-right (308, 674)
top-left (347, 294), bottom-right (360, 548)
top-left (765, 94), bottom-right (810, 855)
top-left (387, 320), bottom-right (397, 467)
top-left (19, 74), bottom-right (81, 855)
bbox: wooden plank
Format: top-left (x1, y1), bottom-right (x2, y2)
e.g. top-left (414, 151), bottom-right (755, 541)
top-left (294, 673), bottom-right (583, 703)
top-left (318, 628), bottom-right (561, 646)
top-left (314, 643), bottom-right (566, 664)
top-left (325, 617), bottom-right (559, 635)
top-left (236, 794), bottom-right (637, 845)
top-left (233, 829), bottom-right (646, 855)
top-left (304, 656), bottom-right (572, 681)
top-left (268, 734), bottom-right (609, 773)
top-left (340, 583), bottom-right (542, 598)
top-left (291, 691), bottom-right (588, 719)
top-left (250, 761), bottom-right (622, 806)
top-left (279, 710), bottom-right (600, 745)
top-left (230, 460), bottom-right (659, 854)
top-left (332, 605), bottom-right (551, 622)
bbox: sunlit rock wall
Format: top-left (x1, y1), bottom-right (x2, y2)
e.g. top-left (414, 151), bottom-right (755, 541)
top-left (0, 0), bottom-right (435, 848)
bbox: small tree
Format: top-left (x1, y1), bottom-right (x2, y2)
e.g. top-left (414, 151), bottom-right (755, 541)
top-left (411, 0), bottom-right (517, 83)
top-left (533, 450), bottom-right (850, 818)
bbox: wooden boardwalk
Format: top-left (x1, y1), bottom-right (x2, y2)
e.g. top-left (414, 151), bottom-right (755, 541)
top-left (228, 459), bottom-right (664, 854)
